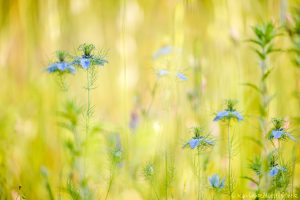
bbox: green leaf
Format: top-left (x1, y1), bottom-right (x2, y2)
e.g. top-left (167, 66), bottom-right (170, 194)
top-left (248, 39), bottom-right (262, 46)
top-left (254, 49), bottom-right (266, 60)
top-left (245, 136), bottom-right (264, 147)
top-left (242, 82), bottom-right (261, 93)
top-left (262, 68), bottom-right (273, 81)
top-left (242, 176), bottom-right (259, 185)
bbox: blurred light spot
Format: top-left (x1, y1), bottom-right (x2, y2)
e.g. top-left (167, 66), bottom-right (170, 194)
top-left (70, 0), bottom-right (90, 14)
top-left (153, 121), bottom-right (162, 133)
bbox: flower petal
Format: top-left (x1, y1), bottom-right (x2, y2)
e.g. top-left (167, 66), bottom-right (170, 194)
top-left (153, 46), bottom-right (172, 59)
top-left (46, 64), bottom-right (58, 73)
top-left (231, 111), bottom-right (243, 121)
top-left (66, 65), bottom-right (76, 74)
top-left (157, 69), bottom-right (169, 77)
top-left (286, 133), bottom-right (296, 141)
top-left (80, 58), bottom-right (91, 69)
top-left (213, 111), bottom-right (229, 121)
top-left (204, 138), bottom-right (214, 145)
top-left (189, 138), bottom-right (200, 149)
top-left (177, 73), bottom-right (188, 81)
top-left (272, 130), bottom-right (284, 139)
top-left (57, 62), bottom-right (67, 70)
top-left (269, 167), bottom-right (279, 177)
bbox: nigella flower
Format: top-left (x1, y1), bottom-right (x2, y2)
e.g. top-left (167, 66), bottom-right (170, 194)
top-left (152, 45), bottom-right (172, 59)
top-left (177, 73), bottom-right (188, 81)
top-left (183, 127), bottom-right (214, 149)
top-left (46, 51), bottom-right (75, 74)
top-left (270, 130), bottom-right (295, 141)
top-left (47, 62), bottom-right (75, 74)
top-left (184, 137), bottom-right (214, 149)
top-left (269, 166), bottom-right (287, 177)
top-left (213, 100), bottom-right (243, 122)
top-left (157, 69), bottom-right (169, 77)
top-left (208, 174), bottom-right (225, 189)
top-left (73, 43), bottom-right (108, 70)
top-left (268, 118), bottom-right (296, 141)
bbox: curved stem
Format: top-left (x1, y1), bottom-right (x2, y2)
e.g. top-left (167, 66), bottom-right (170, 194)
top-left (227, 120), bottom-right (232, 200)
top-left (291, 143), bottom-right (297, 198)
top-left (82, 69), bottom-right (91, 199)
top-left (146, 79), bottom-right (158, 116)
top-left (165, 151), bottom-right (168, 200)
top-left (104, 165), bottom-right (115, 200)
top-left (150, 181), bottom-right (160, 200)
top-left (197, 147), bottom-right (201, 200)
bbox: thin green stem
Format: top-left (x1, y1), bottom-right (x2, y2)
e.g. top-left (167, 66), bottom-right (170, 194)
top-left (82, 69), bottom-right (91, 199)
top-left (291, 143), bottom-right (297, 198)
top-left (150, 181), bottom-right (160, 200)
top-left (227, 120), bottom-right (232, 200)
top-left (104, 165), bottom-right (115, 200)
top-left (278, 141), bottom-right (287, 190)
top-left (165, 151), bottom-right (168, 200)
top-left (197, 147), bottom-right (201, 200)
top-left (45, 180), bottom-right (55, 200)
top-left (146, 79), bottom-right (158, 116)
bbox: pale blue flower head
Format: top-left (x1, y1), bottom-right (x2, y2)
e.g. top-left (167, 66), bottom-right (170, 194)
top-left (269, 166), bottom-right (286, 177)
top-left (208, 174), bottom-right (225, 189)
top-left (213, 100), bottom-right (243, 122)
top-left (153, 45), bottom-right (172, 59)
top-left (73, 43), bottom-right (108, 70)
top-left (46, 51), bottom-right (75, 74)
top-left (157, 69), bottom-right (169, 77)
top-left (183, 127), bottom-right (214, 149)
top-left (177, 73), bottom-right (188, 81)
top-left (268, 118), bottom-right (296, 141)
top-left (187, 138), bottom-right (200, 149)
top-left (47, 62), bottom-right (75, 74)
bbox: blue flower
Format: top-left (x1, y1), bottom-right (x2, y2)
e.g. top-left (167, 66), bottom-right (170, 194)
top-left (46, 62), bottom-right (75, 74)
top-left (269, 166), bottom-right (286, 177)
top-left (157, 69), bottom-right (169, 77)
top-left (188, 138), bottom-right (200, 149)
top-left (213, 111), bottom-right (229, 121)
top-left (72, 56), bottom-right (108, 70)
top-left (208, 174), bottom-right (225, 189)
top-left (153, 45), bottom-right (172, 59)
top-left (272, 130), bottom-right (284, 139)
top-left (183, 137), bottom-right (214, 149)
top-left (269, 167), bottom-right (279, 177)
top-left (177, 73), bottom-right (188, 81)
top-left (271, 130), bottom-right (296, 141)
top-left (80, 58), bottom-right (91, 69)
top-left (213, 110), bottom-right (243, 122)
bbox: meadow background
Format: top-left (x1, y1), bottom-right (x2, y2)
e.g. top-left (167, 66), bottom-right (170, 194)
top-left (0, 0), bottom-right (300, 199)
